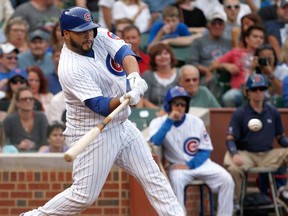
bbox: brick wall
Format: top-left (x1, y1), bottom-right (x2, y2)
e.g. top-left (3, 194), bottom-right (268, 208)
top-left (0, 154), bottom-right (206, 216)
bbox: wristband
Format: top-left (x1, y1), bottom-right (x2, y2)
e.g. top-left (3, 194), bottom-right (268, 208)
top-left (226, 139), bottom-right (238, 155)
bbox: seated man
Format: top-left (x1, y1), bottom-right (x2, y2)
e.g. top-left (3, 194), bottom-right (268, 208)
top-left (178, 64), bottom-right (221, 108)
top-left (149, 86), bottom-right (234, 215)
top-left (224, 74), bottom-right (288, 208)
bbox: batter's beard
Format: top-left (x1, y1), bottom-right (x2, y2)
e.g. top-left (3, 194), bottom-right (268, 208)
top-left (70, 37), bottom-right (93, 55)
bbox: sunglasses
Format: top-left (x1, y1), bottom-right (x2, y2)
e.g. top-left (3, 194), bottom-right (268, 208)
top-left (18, 97), bottom-right (34, 102)
top-left (10, 78), bottom-right (26, 84)
top-left (225, 4), bottom-right (240, 10)
top-left (211, 20), bottom-right (224, 26)
top-left (184, 78), bottom-right (199, 83)
top-left (5, 56), bottom-right (18, 60)
top-left (171, 102), bottom-right (187, 107)
top-left (250, 87), bottom-right (267, 92)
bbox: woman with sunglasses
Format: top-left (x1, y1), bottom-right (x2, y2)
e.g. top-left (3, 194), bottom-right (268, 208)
top-left (0, 68), bottom-right (42, 114)
top-left (250, 44), bottom-right (288, 106)
top-left (3, 86), bottom-right (48, 152)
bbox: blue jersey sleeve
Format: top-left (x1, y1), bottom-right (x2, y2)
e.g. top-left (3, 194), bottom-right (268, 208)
top-left (150, 118), bottom-right (174, 146)
top-left (114, 45), bottom-right (141, 65)
top-left (84, 96), bottom-right (112, 117)
top-left (186, 150), bottom-right (211, 169)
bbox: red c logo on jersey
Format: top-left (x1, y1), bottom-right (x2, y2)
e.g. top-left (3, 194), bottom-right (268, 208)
top-left (183, 137), bottom-right (199, 156)
top-left (106, 55), bottom-right (125, 76)
top-left (107, 31), bottom-right (121, 40)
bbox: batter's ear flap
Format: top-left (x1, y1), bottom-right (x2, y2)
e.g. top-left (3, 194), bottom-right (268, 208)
top-left (93, 28), bottom-right (98, 38)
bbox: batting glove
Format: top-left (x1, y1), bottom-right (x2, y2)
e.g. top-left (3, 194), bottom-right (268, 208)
top-left (127, 72), bottom-right (148, 96)
top-left (120, 90), bottom-right (141, 106)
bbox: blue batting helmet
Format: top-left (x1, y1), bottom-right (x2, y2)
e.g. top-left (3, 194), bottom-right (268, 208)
top-left (59, 6), bottom-right (100, 36)
top-left (164, 86), bottom-right (191, 113)
top-left (246, 74), bottom-right (268, 91)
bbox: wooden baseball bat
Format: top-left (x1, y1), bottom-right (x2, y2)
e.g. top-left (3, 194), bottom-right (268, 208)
top-left (64, 98), bottom-right (130, 162)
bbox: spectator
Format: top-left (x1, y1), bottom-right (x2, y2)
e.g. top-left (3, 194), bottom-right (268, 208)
top-left (216, 0), bottom-right (252, 26)
top-left (39, 122), bottom-right (67, 153)
top-left (3, 86), bottom-right (48, 152)
top-left (47, 45), bottom-right (62, 95)
top-left (18, 29), bottom-right (54, 76)
top-left (0, 43), bottom-right (19, 82)
top-left (220, 0), bottom-right (243, 40)
top-left (46, 91), bottom-right (66, 124)
top-left (112, 0), bottom-right (151, 33)
top-left (141, 43), bottom-right (179, 109)
top-left (186, 11), bottom-right (232, 97)
top-left (0, 121), bottom-right (18, 153)
top-left (258, 0), bottom-right (278, 23)
top-left (0, 68), bottom-right (28, 113)
top-left (172, 0), bottom-right (207, 34)
top-left (250, 44), bottom-right (288, 104)
top-left (49, 22), bottom-right (63, 51)
top-left (27, 66), bottom-right (53, 112)
top-left (147, 5), bottom-right (192, 49)
top-left (4, 16), bottom-right (29, 53)
top-left (266, 1), bottom-right (288, 58)
top-left (193, 0), bottom-right (222, 19)
top-left (283, 75), bottom-right (288, 107)
top-left (0, 0), bottom-right (15, 43)
top-left (210, 25), bottom-right (265, 107)
top-left (178, 65), bottom-right (221, 108)
top-left (279, 37), bottom-right (288, 64)
top-left (223, 74), bottom-right (288, 209)
top-left (143, 0), bottom-right (177, 24)
top-left (122, 25), bottom-right (150, 75)
top-left (232, 13), bottom-right (263, 48)
top-left (11, 0), bottom-right (61, 33)
top-left (149, 86), bottom-right (234, 215)
top-left (114, 18), bottom-right (133, 38)
top-left (98, 0), bottom-right (115, 31)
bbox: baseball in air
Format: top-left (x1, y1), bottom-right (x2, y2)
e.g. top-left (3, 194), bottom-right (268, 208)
top-left (248, 119), bottom-right (262, 132)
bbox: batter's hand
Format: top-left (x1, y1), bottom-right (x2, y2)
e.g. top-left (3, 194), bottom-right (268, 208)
top-left (120, 90), bottom-right (141, 106)
top-left (127, 72), bottom-right (148, 95)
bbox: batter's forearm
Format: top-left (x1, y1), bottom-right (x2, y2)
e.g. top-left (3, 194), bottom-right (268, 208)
top-left (122, 55), bottom-right (140, 75)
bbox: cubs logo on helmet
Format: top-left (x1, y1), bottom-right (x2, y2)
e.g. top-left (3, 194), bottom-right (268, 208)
top-left (183, 137), bottom-right (199, 156)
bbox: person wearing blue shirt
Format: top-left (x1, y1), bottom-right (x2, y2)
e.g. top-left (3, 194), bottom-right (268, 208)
top-left (224, 74), bottom-right (288, 208)
top-left (147, 5), bottom-right (191, 50)
top-left (18, 29), bottom-right (54, 76)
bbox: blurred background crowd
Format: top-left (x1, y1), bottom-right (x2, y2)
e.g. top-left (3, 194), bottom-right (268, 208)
top-left (0, 0), bottom-right (288, 153)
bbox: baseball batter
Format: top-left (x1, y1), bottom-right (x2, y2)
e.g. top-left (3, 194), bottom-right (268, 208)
top-left (21, 7), bottom-right (184, 216)
top-left (149, 86), bottom-right (234, 216)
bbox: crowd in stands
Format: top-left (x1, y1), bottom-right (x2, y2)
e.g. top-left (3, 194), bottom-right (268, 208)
top-left (1, 0), bottom-right (288, 214)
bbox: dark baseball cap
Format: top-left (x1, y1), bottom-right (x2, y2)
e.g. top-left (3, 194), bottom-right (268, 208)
top-left (29, 29), bottom-right (50, 41)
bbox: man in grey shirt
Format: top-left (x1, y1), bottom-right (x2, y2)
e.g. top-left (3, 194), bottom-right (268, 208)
top-left (186, 11), bottom-right (232, 100)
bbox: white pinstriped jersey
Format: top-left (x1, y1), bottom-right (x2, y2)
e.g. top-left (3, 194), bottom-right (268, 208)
top-left (58, 28), bottom-right (131, 137)
top-left (149, 114), bottom-right (213, 164)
